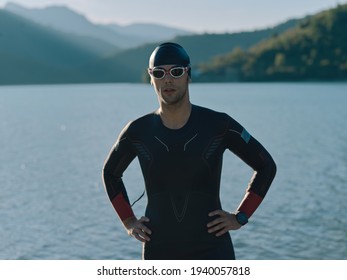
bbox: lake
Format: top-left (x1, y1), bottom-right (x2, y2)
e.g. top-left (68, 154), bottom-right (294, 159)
top-left (0, 82), bottom-right (346, 260)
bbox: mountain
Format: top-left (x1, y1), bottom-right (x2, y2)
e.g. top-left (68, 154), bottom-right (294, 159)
top-left (84, 19), bottom-right (299, 83)
top-left (0, 5), bottom-right (300, 85)
top-left (2, 3), bottom-right (345, 85)
top-left (105, 22), bottom-right (194, 42)
top-left (0, 9), bottom-right (114, 85)
top-left (4, 2), bottom-right (194, 49)
top-left (196, 4), bottom-right (347, 82)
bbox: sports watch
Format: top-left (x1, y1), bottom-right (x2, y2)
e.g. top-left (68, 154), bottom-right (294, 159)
top-left (235, 211), bottom-right (249, 226)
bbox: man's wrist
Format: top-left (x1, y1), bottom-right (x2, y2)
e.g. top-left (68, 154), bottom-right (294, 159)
top-left (122, 216), bottom-right (137, 229)
top-left (234, 211), bottom-right (249, 226)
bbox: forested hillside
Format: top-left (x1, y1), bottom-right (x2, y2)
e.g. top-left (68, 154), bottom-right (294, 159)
top-left (196, 4), bottom-right (347, 82)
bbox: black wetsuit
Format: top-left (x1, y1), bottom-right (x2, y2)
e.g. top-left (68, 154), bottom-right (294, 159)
top-left (103, 105), bottom-right (276, 260)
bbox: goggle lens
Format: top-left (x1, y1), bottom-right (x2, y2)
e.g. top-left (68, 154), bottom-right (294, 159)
top-left (170, 67), bottom-right (184, 77)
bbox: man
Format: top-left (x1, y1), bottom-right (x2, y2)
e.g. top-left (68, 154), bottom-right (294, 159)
top-left (102, 42), bottom-right (276, 260)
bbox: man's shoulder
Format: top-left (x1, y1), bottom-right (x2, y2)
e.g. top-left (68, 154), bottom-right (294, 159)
top-left (193, 104), bottom-right (242, 132)
top-left (125, 112), bottom-right (156, 133)
top-left (133, 112), bottom-right (156, 124)
top-left (193, 104), bottom-right (230, 121)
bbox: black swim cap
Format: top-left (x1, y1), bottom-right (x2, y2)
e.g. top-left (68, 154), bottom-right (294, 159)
top-left (149, 42), bottom-right (190, 68)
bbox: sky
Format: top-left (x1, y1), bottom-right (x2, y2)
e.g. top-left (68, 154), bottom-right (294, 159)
top-left (0, 0), bottom-right (346, 33)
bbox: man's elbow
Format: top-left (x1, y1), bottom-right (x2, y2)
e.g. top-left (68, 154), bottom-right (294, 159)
top-left (270, 157), bottom-right (277, 180)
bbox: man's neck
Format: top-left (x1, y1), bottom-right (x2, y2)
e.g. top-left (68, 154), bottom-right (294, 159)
top-left (158, 101), bottom-right (192, 129)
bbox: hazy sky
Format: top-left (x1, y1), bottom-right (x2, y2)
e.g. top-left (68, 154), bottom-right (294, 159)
top-left (0, 0), bottom-right (345, 33)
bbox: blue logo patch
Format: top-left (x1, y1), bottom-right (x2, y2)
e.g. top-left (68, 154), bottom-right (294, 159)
top-left (241, 128), bottom-right (251, 143)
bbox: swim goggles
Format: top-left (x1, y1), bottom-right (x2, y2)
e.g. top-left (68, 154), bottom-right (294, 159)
top-left (148, 66), bottom-right (189, 79)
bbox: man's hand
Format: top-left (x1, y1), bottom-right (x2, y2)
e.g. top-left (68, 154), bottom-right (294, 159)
top-left (207, 209), bottom-right (241, 236)
top-left (123, 216), bottom-right (152, 242)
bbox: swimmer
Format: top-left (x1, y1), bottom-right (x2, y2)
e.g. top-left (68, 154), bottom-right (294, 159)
top-left (102, 42), bottom-right (276, 260)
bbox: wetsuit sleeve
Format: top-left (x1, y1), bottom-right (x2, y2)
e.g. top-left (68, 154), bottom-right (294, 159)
top-left (102, 123), bottom-right (137, 221)
top-left (225, 117), bottom-right (276, 218)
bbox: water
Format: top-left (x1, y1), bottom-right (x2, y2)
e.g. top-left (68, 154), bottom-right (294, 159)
top-left (0, 83), bottom-right (346, 260)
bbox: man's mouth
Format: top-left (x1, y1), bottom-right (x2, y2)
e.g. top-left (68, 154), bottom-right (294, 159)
top-left (163, 88), bottom-right (176, 93)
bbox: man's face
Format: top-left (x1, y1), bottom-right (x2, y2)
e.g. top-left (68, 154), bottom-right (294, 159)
top-left (150, 65), bottom-right (190, 106)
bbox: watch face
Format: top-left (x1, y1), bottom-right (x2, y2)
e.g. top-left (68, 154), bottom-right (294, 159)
top-left (236, 212), bottom-right (248, 225)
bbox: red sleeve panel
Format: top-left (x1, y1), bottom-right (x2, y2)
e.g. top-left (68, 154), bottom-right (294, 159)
top-left (237, 190), bottom-right (264, 218)
top-left (111, 193), bottom-right (135, 221)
